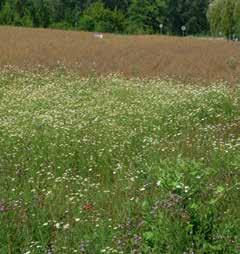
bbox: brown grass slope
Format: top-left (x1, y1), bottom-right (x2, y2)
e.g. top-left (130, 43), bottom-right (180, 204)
top-left (0, 26), bottom-right (240, 82)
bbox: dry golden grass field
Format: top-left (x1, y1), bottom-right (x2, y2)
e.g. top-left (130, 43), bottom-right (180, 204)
top-left (0, 26), bottom-right (240, 82)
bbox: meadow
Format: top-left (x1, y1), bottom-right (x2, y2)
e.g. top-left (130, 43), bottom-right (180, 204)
top-left (0, 26), bottom-right (240, 83)
top-left (0, 69), bottom-right (240, 253)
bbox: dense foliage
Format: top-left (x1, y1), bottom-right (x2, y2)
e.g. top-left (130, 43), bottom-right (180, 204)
top-left (1, 0), bottom-right (240, 37)
top-left (1, 0), bottom-right (239, 37)
top-left (0, 0), bottom-right (212, 35)
top-left (207, 0), bottom-right (240, 39)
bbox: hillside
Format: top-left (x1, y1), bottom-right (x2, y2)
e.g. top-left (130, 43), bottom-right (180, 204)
top-left (1, 26), bottom-right (240, 82)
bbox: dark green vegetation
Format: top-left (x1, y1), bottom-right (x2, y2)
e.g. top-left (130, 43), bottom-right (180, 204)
top-left (0, 70), bottom-right (240, 253)
top-left (0, 0), bottom-right (210, 35)
top-left (2, 0), bottom-right (240, 37)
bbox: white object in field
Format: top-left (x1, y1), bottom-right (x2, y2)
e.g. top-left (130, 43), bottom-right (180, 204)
top-left (94, 33), bottom-right (103, 39)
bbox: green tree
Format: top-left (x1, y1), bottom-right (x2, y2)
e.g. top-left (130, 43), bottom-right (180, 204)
top-left (127, 0), bottom-right (167, 34)
top-left (207, 0), bottom-right (223, 36)
top-left (0, 1), bottom-right (14, 24)
top-left (208, 0), bottom-right (240, 38)
top-left (0, 0), bottom-right (213, 35)
top-left (233, 1), bottom-right (240, 36)
top-left (78, 15), bottom-right (95, 31)
top-left (82, 1), bottom-right (125, 33)
top-left (33, 0), bottom-right (51, 27)
top-left (14, 0), bottom-right (33, 26)
top-left (167, 0), bottom-right (209, 35)
top-left (103, 0), bottom-right (130, 11)
top-left (222, 0), bottom-right (235, 38)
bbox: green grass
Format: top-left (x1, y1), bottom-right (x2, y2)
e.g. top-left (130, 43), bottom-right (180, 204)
top-left (0, 70), bottom-right (240, 254)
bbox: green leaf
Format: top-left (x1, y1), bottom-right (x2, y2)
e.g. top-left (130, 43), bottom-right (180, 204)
top-left (143, 231), bottom-right (154, 241)
top-left (216, 186), bottom-right (225, 194)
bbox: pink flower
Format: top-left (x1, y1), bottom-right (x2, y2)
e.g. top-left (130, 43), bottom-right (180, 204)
top-left (0, 202), bottom-right (9, 212)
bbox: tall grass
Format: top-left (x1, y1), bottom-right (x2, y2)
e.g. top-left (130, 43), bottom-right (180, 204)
top-left (1, 26), bottom-right (240, 83)
top-left (0, 70), bottom-right (240, 253)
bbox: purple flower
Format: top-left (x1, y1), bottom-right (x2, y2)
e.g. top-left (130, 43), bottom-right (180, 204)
top-left (0, 202), bottom-right (8, 212)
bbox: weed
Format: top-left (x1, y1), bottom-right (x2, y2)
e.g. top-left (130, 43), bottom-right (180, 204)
top-left (0, 70), bottom-right (239, 253)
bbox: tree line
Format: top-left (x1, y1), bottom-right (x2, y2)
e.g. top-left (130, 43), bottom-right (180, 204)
top-left (0, 0), bottom-right (239, 37)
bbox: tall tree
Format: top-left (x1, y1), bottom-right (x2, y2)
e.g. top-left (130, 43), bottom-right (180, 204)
top-left (127, 0), bottom-right (167, 34)
top-left (79, 1), bottom-right (125, 32)
top-left (0, 0), bottom-right (214, 36)
top-left (234, 1), bottom-right (240, 36)
top-left (103, 0), bottom-right (130, 11)
top-left (167, 0), bottom-right (209, 35)
top-left (208, 0), bottom-right (240, 38)
top-left (0, 1), bottom-right (14, 24)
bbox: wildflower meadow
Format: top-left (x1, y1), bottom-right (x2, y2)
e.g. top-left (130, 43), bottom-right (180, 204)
top-left (0, 70), bottom-right (240, 253)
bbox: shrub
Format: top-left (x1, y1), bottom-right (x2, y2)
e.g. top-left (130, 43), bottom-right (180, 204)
top-left (78, 15), bottom-right (95, 31)
top-left (49, 22), bottom-right (72, 30)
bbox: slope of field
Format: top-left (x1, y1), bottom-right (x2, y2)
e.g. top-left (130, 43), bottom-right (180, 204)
top-left (0, 26), bottom-right (240, 82)
top-left (0, 71), bottom-right (240, 253)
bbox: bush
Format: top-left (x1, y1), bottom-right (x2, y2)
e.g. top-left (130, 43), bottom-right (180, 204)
top-left (83, 1), bottom-right (125, 33)
top-left (95, 20), bottom-right (113, 33)
top-left (126, 22), bottom-right (152, 34)
top-left (14, 13), bottom-right (33, 27)
top-left (78, 15), bottom-right (95, 31)
top-left (49, 22), bottom-right (72, 30)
